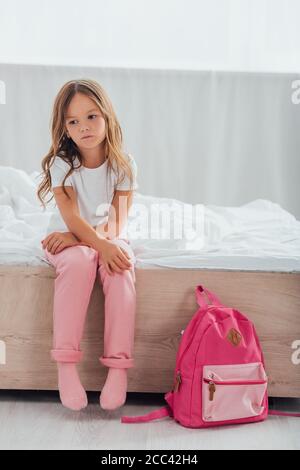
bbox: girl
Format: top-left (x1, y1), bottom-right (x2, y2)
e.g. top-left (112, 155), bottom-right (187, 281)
top-left (37, 79), bottom-right (139, 412)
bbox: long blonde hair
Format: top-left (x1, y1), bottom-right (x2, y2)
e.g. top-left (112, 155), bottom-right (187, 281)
top-left (37, 78), bottom-right (134, 209)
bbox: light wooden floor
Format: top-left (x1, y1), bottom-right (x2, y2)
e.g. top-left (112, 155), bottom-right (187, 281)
top-left (0, 391), bottom-right (299, 450)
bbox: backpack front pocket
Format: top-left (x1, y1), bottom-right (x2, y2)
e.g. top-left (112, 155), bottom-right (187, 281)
top-left (202, 362), bottom-right (268, 422)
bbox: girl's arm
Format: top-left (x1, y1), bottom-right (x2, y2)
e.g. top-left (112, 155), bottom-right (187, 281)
top-left (93, 222), bottom-right (110, 240)
top-left (52, 186), bottom-right (108, 252)
top-left (94, 190), bottom-right (134, 240)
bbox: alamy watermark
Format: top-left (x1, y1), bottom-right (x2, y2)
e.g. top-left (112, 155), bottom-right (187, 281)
top-left (0, 80), bottom-right (6, 104)
top-left (291, 79), bottom-right (300, 104)
top-left (0, 340), bottom-right (6, 365)
top-left (95, 198), bottom-right (205, 249)
top-left (291, 339), bottom-right (300, 365)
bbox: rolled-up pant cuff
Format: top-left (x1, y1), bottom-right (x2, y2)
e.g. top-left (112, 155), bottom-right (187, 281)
top-left (99, 356), bottom-right (134, 369)
top-left (51, 349), bottom-right (83, 363)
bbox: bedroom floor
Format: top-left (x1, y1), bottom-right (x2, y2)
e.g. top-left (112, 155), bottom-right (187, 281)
top-left (0, 391), bottom-right (299, 450)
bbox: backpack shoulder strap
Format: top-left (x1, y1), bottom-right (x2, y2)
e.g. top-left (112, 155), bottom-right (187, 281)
top-left (269, 410), bottom-right (300, 418)
top-left (121, 406), bottom-right (300, 424)
top-left (121, 406), bottom-right (172, 424)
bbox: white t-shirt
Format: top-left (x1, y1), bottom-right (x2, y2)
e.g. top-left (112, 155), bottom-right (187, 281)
top-left (46, 153), bottom-right (138, 237)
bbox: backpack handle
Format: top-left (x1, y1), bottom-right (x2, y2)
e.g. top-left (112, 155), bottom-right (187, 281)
top-left (195, 285), bottom-right (222, 308)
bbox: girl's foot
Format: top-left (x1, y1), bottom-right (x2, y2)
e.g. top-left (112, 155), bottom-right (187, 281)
top-left (57, 363), bottom-right (88, 411)
top-left (100, 367), bottom-right (127, 410)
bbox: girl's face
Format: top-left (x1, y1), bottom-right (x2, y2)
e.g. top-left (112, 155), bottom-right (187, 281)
top-left (65, 92), bottom-right (106, 149)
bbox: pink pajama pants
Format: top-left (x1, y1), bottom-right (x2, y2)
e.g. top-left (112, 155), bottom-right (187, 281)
top-left (43, 238), bottom-right (136, 369)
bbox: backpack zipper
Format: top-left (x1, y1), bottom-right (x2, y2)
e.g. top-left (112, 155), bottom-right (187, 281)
top-left (173, 371), bottom-right (182, 392)
top-left (204, 377), bottom-right (267, 402)
top-left (208, 381), bottom-right (216, 401)
top-left (175, 305), bottom-right (216, 385)
top-left (173, 305), bottom-right (224, 394)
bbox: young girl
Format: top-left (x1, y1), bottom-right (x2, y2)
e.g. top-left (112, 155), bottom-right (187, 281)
top-left (37, 79), bottom-right (139, 412)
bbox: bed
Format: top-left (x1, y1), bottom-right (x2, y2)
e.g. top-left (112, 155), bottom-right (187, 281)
top-left (0, 167), bottom-right (300, 397)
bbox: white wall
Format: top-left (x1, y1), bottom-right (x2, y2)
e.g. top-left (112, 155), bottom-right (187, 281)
top-left (1, 63), bottom-right (300, 218)
top-left (0, 0), bottom-right (299, 72)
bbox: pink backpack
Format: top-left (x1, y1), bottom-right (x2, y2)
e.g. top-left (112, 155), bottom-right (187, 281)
top-left (122, 285), bottom-right (300, 426)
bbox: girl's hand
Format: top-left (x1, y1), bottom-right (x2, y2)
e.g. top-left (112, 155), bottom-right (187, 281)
top-left (41, 231), bottom-right (89, 254)
top-left (99, 239), bottom-right (132, 276)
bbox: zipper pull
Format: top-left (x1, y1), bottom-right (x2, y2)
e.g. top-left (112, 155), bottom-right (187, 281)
top-left (174, 371), bottom-right (182, 392)
top-left (208, 381), bottom-right (216, 401)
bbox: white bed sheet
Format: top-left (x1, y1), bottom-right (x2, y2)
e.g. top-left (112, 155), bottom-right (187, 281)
top-left (0, 166), bottom-right (299, 272)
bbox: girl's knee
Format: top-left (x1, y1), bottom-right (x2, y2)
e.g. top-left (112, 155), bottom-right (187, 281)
top-left (69, 245), bottom-right (98, 267)
top-left (54, 245), bottom-right (98, 271)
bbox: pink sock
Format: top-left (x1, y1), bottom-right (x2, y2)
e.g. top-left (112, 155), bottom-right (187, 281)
top-left (100, 367), bottom-right (128, 410)
top-left (57, 363), bottom-right (88, 411)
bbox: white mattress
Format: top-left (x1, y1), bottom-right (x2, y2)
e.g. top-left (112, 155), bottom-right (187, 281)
top-left (0, 165), bottom-right (300, 273)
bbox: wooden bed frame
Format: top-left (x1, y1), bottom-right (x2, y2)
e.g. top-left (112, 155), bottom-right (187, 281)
top-left (0, 264), bottom-right (299, 398)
